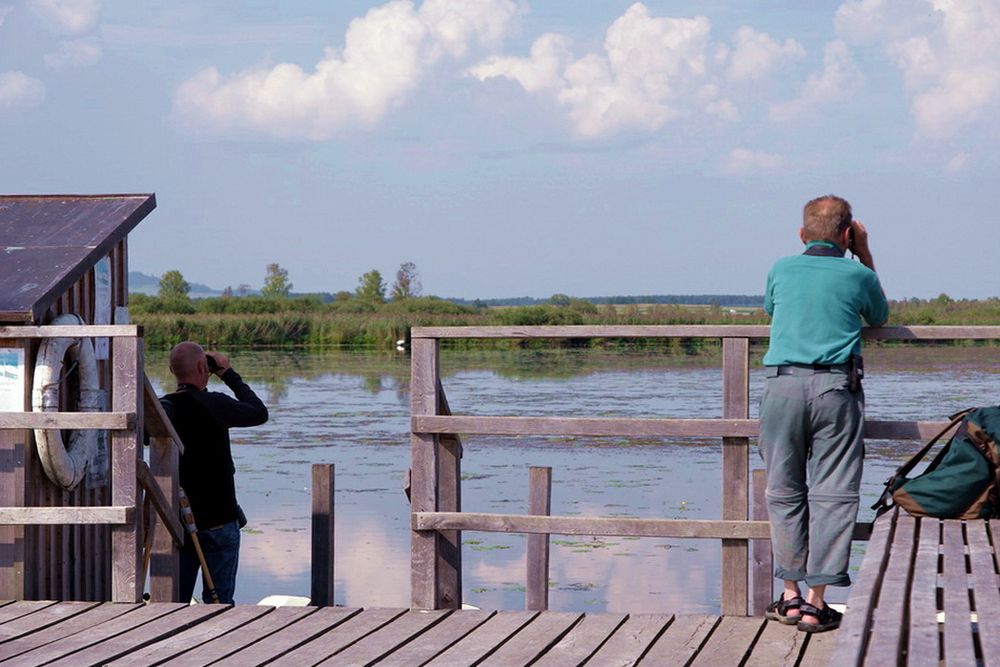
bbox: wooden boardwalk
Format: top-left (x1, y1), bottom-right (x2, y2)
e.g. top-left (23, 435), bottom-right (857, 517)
top-left (0, 600), bottom-right (838, 665)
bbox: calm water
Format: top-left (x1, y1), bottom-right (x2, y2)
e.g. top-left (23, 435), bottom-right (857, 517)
top-left (145, 345), bottom-right (1000, 613)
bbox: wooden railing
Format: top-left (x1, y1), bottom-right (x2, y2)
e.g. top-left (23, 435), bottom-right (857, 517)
top-left (409, 325), bottom-right (1000, 615)
top-left (0, 324), bottom-right (183, 603)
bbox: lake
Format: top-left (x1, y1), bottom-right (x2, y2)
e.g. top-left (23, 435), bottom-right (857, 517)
top-left (144, 344), bottom-right (1000, 613)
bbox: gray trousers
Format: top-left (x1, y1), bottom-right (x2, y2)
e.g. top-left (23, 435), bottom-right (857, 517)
top-left (758, 365), bottom-right (864, 588)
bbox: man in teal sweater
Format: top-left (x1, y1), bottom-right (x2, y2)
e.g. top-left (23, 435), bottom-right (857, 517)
top-left (760, 195), bottom-right (888, 632)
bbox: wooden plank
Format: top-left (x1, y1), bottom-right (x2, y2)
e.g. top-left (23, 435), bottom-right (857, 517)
top-left (136, 460), bottom-right (183, 546)
top-left (0, 602), bottom-right (189, 667)
top-left (266, 607), bottom-right (408, 667)
top-left (0, 600), bottom-right (99, 641)
top-left (0, 411), bottom-right (133, 430)
top-left (410, 325), bottom-right (1000, 341)
top-left (0, 599), bottom-right (57, 624)
top-left (941, 520), bottom-right (975, 666)
top-left (415, 415), bottom-right (951, 441)
top-left (478, 612), bottom-right (582, 666)
top-left (211, 606), bottom-right (362, 667)
top-left (743, 620), bottom-right (806, 666)
top-left (110, 335), bottom-right (141, 602)
top-left (149, 434), bottom-right (179, 602)
top-left (864, 513), bottom-right (916, 665)
top-left (410, 338), bottom-right (440, 610)
top-left (976, 523), bottom-right (1000, 666)
top-left (640, 615), bottom-right (719, 665)
top-left (0, 325), bottom-right (142, 339)
top-left (315, 609), bottom-right (450, 666)
top-left (141, 606), bottom-right (317, 667)
top-left (526, 466), bottom-right (552, 612)
top-left (690, 616), bottom-right (766, 666)
top-left (375, 609), bottom-right (495, 667)
top-left (143, 377), bottom-right (183, 450)
top-left (908, 517), bottom-right (942, 665)
top-left (42, 603), bottom-right (225, 667)
top-left (415, 511), bottom-right (872, 540)
top-left (831, 507), bottom-right (898, 664)
top-left (101, 604), bottom-right (275, 665)
top-left (424, 610), bottom-right (538, 667)
top-left (0, 372), bottom-right (26, 599)
top-left (532, 612), bottom-right (627, 666)
top-left (436, 382), bottom-right (462, 610)
top-left (798, 630), bottom-right (840, 667)
top-left (0, 603), bottom-right (141, 661)
top-left (311, 464), bottom-right (336, 607)
top-left (721, 338), bottom-right (749, 616)
top-left (751, 469), bottom-right (772, 616)
top-left (0, 505), bottom-right (134, 525)
top-left (580, 612), bottom-right (673, 665)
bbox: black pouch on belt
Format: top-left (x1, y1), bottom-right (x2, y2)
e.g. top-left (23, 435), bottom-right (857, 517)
top-left (848, 355), bottom-right (864, 393)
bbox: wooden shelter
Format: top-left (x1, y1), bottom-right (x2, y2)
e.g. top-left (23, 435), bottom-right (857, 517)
top-left (0, 194), bottom-right (183, 603)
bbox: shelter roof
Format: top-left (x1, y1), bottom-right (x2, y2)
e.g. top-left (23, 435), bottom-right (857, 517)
top-left (0, 194), bottom-right (156, 323)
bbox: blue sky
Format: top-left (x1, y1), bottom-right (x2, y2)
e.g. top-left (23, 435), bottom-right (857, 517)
top-left (2, 1), bottom-right (998, 299)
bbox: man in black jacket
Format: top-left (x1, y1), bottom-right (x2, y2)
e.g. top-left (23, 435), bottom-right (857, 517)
top-left (161, 341), bottom-right (268, 604)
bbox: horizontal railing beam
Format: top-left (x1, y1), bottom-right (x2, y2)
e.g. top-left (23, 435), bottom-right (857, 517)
top-left (0, 506), bottom-right (134, 525)
top-left (0, 324), bottom-right (142, 339)
top-left (413, 415), bottom-right (950, 441)
top-left (410, 325), bottom-right (1000, 340)
top-left (0, 411), bottom-right (135, 430)
top-left (413, 511), bottom-right (873, 541)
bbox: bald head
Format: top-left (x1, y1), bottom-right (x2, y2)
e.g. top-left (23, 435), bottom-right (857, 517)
top-left (169, 341), bottom-right (207, 384)
top-left (803, 195), bottom-right (852, 244)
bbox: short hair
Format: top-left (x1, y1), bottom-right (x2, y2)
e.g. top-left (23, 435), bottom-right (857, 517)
top-left (803, 195), bottom-right (852, 243)
top-left (168, 341), bottom-right (204, 379)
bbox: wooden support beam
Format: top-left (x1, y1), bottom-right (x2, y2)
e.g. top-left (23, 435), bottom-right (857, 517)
top-left (142, 377), bottom-right (184, 453)
top-left (436, 381), bottom-right (461, 610)
top-left (148, 435), bottom-right (180, 602)
top-left (135, 461), bottom-right (183, 547)
top-left (311, 464), bottom-right (335, 607)
top-left (0, 412), bottom-right (134, 430)
top-left (721, 338), bottom-right (749, 616)
top-left (0, 324), bottom-right (142, 339)
top-left (526, 467), bottom-right (552, 612)
top-left (0, 506), bottom-right (133, 524)
top-left (410, 338), bottom-right (440, 610)
top-left (110, 335), bottom-right (142, 602)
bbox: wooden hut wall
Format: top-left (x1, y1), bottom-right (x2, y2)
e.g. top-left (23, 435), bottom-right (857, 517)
top-left (17, 239), bottom-right (130, 601)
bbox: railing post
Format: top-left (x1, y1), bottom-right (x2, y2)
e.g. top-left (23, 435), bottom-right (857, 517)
top-left (410, 337), bottom-right (440, 609)
top-left (751, 468), bottom-right (773, 615)
top-left (110, 334), bottom-right (142, 602)
top-left (526, 466), bottom-right (552, 611)
top-left (436, 384), bottom-right (462, 609)
top-left (721, 337), bottom-right (750, 615)
top-left (311, 463), bottom-right (335, 606)
top-left (148, 434), bottom-right (179, 601)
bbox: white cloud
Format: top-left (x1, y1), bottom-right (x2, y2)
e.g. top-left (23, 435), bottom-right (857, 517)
top-left (726, 26), bottom-right (805, 81)
top-left (722, 147), bottom-right (784, 174)
top-left (27, 0), bottom-right (100, 35)
top-left (43, 38), bottom-right (101, 70)
top-left (836, 0), bottom-right (1000, 138)
top-left (468, 32), bottom-right (572, 93)
top-left (768, 40), bottom-right (862, 122)
top-left (0, 71), bottom-right (46, 111)
top-left (0, 5), bottom-right (13, 28)
top-left (174, 0), bottom-right (518, 140)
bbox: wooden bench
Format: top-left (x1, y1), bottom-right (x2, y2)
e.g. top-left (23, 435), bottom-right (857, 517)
top-left (834, 507), bottom-right (1000, 665)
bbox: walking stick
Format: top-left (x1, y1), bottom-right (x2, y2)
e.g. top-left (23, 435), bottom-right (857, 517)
top-left (178, 488), bottom-right (221, 603)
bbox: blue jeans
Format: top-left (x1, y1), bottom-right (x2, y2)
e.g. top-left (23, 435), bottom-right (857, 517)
top-left (180, 520), bottom-right (240, 604)
top-left (758, 367), bottom-right (864, 588)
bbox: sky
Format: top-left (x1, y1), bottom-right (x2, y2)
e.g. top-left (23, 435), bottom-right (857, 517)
top-left (2, 0), bottom-right (999, 300)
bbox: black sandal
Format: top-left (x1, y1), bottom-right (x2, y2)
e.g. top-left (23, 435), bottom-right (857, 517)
top-left (765, 595), bottom-right (804, 625)
top-left (796, 602), bottom-right (843, 633)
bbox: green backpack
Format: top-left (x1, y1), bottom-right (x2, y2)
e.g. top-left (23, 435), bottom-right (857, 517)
top-left (874, 407), bottom-right (1000, 520)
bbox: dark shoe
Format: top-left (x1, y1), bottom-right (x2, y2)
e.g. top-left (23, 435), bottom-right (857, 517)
top-left (765, 595), bottom-right (804, 625)
top-left (796, 602), bottom-right (843, 633)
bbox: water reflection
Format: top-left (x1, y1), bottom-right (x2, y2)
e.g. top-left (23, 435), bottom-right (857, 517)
top-left (144, 345), bottom-right (1000, 612)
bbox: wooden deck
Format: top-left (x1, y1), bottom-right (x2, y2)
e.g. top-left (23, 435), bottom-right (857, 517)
top-left (834, 507), bottom-right (1000, 665)
top-left (0, 600), bottom-right (839, 665)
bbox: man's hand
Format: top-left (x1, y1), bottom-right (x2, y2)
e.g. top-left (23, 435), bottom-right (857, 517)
top-left (206, 351), bottom-right (231, 376)
top-left (850, 220), bottom-right (876, 271)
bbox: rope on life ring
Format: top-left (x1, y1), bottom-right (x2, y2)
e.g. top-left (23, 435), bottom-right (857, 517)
top-left (31, 313), bottom-right (102, 490)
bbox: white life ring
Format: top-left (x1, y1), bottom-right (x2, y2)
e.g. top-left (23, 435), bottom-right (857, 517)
top-left (31, 313), bottom-right (102, 490)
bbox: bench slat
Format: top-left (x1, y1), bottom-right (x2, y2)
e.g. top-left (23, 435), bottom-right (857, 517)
top-left (941, 521), bottom-right (976, 665)
top-left (865, 513), bottom-right (917, 665)
top-left (908, 518), bottom-right (941, 664)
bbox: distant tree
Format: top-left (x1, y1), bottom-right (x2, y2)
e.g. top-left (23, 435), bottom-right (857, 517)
top-left (334, 290), bottom-right (353, 302)
top-left (237, 284), bottom-right (252, 297)
top-left (391, 261), bottom-right (422, 300)
top-left (222, 286), bottom-right (234, 298)
top-left (549, 293), bottom-right (571, 306)
top-left (158, 270), bottom-right (190, 299)
top-left (261, 263), bottom-right (292, 298)
top-left (357, 270), bottom-right (386, 305)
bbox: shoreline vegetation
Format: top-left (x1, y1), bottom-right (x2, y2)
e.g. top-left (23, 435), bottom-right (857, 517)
top-left (130, 293), bottom-right (1000, 350)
